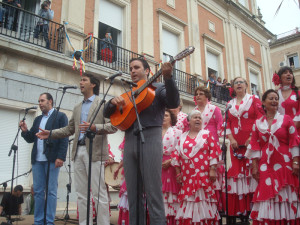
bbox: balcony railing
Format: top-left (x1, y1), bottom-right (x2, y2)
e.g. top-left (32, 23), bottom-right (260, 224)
top-left (83, 36), bottom-right (143, 74)
top-left (0, 2), bottom-right (64, 52)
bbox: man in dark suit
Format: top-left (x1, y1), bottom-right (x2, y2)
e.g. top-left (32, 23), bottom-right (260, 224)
top-left (104, 58), bottom-right (179, 225)
top-left (19, 92), bottom-right (68, 225)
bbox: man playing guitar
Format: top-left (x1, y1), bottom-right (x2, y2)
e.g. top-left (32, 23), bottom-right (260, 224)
top-left (104, 58), bottom-right (180, 225)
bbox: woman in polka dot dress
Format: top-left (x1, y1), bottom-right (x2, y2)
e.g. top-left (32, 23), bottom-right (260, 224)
top-left (172, 110), bottom-right (221, 225)
top-left (276, 66), bottom-right (300, 134)
top-left (225, 77), bottom-right (263, 221)
top-left (193, 86), bottom-right (223, 210)
top-left (246, 89), bottom-right (300, 225)
top-left (162, 109), bottom-right (182, 225)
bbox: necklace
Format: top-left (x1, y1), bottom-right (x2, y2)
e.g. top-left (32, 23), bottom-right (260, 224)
top-left (281, 85), bottom-right (291, 91)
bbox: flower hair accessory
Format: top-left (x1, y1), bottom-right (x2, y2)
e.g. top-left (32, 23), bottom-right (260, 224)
top-left (193, 96), bottom-right (197, 106)
top-left (272, 72), bottom-right (281, 86)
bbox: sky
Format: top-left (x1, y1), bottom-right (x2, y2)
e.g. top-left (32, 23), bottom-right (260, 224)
top-left (256, 0), bottom-right (300, 35)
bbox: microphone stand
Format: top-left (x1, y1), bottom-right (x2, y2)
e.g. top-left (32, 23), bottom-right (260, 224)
top-left (7, 108), bottom-right (33, 224)
top-left (43, 88), bottom-right (68, 225)
top-left (124, 82), bottom-right (146, 225)
top-left (80, 78), bottom-right (115, 225)
top-left (55, 139), bottom-right (77, 224)
top-left (0, 168), bottom-right (32, 225)
top-left (221, 109), bottom-right (229, 225)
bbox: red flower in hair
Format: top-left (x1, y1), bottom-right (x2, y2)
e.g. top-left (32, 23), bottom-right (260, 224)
top-left (272, 73), bottom-right (281, 86)
top-left (229, 87), bottom-right (234, 98)
top-left (193, 96), bottom-right (197, 106)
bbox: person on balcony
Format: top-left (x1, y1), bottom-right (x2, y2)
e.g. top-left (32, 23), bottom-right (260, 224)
top-left (34, 1), bottom-right (54, 49)
top-left (100, 29), bottom-right (114, 63)
top-left (2, 0), bottom-right (21, 30)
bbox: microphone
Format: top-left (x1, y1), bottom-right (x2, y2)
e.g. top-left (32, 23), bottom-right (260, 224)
top-left (104, 71), bottom-right (122, 81)
top-left (59, 85), bottom-right (78, 89)
top-left (224, 104), bottom-right (232, 112)
top-left (24, 106), bottom-right (38, 111)
top-left (121, 79), bottom-right (138, 87)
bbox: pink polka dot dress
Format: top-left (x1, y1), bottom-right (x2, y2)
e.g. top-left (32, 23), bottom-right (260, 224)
top-left (162, 127), bottom-right (182, 225)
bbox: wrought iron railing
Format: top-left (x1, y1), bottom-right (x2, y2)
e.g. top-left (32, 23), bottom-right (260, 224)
top-left (206, 82), bottom-right (232, 104)
top-left (83, 36), bottom-right (143, 74)
top-left (0, 2), bottom-right (64, 52)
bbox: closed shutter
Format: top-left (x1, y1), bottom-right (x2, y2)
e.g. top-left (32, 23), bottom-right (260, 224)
top-left (0, 107), bottom-right (35, 188)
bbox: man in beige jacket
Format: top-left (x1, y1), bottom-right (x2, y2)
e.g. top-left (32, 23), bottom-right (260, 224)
top-left (37, 73), bottom-right (117, 225)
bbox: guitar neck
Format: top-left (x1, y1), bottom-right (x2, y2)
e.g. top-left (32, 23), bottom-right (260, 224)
top-left (134, 58), bottom-right (175, 96)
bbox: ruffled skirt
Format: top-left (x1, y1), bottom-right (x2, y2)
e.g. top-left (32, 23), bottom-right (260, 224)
top-left (250, 185), bottom-right (300, 225)
top-left (222, 176), bottom-right (257, 215)
top-left (176, 188), bottom-right (220, 225)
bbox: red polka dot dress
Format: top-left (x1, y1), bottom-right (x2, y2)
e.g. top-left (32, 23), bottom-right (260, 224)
top-left (162, 127), bottom-right (182, 225)
top-left (225, 94), bottom-right (263, 216)
top-left (278, 89), bottom-right (300, 134)
top-left (246, 113), bottom-right (300, 225)
top-left (172, 130), bottom-right (221, 225)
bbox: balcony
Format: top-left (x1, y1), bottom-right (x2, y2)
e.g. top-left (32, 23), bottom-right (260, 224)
top-left (0, 2), bottom-right (64, 52)
top-left (83, 36), bottom-right (143, 75)
top-left (0, 4), bottom-right (228, 105)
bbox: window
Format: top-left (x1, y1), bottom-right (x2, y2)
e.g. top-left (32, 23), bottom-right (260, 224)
top-left (162, 28), bottom-right (179, 68)
top-left (250, 71), bottom-right (259, 96)
top-left (98, 0), bottom-right (123, 62)
top-left (206, 51), bottom-right (219, 77)
top-left (288, 54), bottom-right (299, 68)
top-left (19, 0), bottom-right (41, 38)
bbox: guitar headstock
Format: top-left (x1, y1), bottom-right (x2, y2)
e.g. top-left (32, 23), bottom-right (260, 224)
top-left (173, 46), bottom-right (195, 61)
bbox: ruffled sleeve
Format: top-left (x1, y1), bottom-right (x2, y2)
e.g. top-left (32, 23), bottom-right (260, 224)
top-left (245, 122), bottom-right (262, 159)
top-left (286, 116), bottom-right (300, 157)
top-left (171, 140), bottom-right (181, 167)
top-left (207, 135), bottom-right (220, 165)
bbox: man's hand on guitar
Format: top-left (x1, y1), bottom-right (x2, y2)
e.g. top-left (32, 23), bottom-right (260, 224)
top-left (162, 62), bottom-right (173, 80)
top-left (111, 96), bottom-right (126, 107)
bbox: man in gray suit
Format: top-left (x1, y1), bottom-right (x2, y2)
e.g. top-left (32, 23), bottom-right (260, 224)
top-left (37, 73), bottom-right (117, 225)
top-left (104, 58), bottom-right (179, 225)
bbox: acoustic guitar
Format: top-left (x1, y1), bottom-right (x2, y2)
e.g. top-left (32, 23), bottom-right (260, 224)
top-left (110, 46), bottom-right (195, 131)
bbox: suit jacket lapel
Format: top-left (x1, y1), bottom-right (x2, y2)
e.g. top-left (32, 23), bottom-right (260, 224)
top-left (45, 109), bottom-right (56, 130)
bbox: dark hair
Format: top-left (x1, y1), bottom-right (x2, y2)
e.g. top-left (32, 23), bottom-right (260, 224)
top-left (194, 86), bottom-right (211, 101)
top-left (261, 89), bottom-right (279, 113)
top-left (277, 66), bottom-right (299, 100)
top-left (129, 58), bottom-right (150, 76)
top-left (40, 92), bottom-right (53, 106)
top-left (83, 73), bottom-right (100, 95)
top-left (165, 109), bottom-right (177, 126)
top-left (14, 185), bottom-right (23, 192)
top-left (231, 77), bottom-right (248, 98)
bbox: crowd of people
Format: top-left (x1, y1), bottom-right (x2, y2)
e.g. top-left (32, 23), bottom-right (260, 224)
top-left (2, 63), bottom-right (300, 225)
top-left (111, 65), bottom-right (300, 225)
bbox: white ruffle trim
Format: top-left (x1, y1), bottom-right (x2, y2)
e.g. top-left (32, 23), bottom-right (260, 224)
top-left (245, 149), bottom-right (261, 159)
top-left (223, 176), bottom-right (257, 194)
top-left (181, 187), bottom-right (217, 203)
top-left (176, 189), bottom-right (220, 222)
top-left (118, 192), bottom-right (129, 210)
top-left (164, 202), bottom-right (180, 216)
top-left (251, 186), bottom-right (300, 221)
top-left (163, 192), bottom-right (179, 204)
